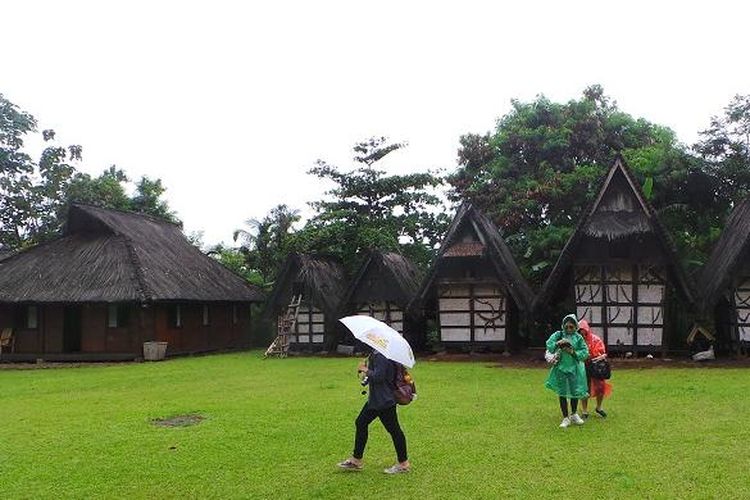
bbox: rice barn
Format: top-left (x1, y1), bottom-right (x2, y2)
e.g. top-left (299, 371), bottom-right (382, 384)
top-left (535, 158), bottom-right (696, 355)
top-left (411, 203), bottom-right (535, 351)
top-left (698, 196), bottom-right (750, 354)
top-left (266, 254), bottom-right (347, 351)
top-left (341, 250), bottom-right (422, 347)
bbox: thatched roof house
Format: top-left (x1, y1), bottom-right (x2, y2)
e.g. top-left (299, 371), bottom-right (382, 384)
top-left (342, 250), bottom-right (421, 338)
top-left (266, 253), bottom-right (348, 351)
top-left (535, 158), bottom-right (695, 352)
top-left (0, 204), bottom-right (263, 361)
top-left (412, 203), bottom-right (534, 349)
top-left (697, 196), bottom-right (750, 351)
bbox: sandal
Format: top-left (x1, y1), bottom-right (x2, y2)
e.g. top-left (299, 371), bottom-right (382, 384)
top-left (337, 459), bottom-right (363, 471)
top-left (384, 464), bottom-right (410, 474)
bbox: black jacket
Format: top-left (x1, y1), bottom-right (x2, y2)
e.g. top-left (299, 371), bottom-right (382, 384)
top-left (365, 352), bottom-right (396, 410)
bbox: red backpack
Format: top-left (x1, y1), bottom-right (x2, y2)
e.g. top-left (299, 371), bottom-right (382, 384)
top-left (393, 363), bottom-right (417, 405)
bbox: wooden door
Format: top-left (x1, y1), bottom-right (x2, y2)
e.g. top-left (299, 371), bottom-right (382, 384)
top-left (63, 306), bottom-right (82, 353)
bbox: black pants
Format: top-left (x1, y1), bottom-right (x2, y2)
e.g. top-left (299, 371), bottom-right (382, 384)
top-left (353, 403), bottom-right (408, 463)
top-left (559, 397), bottom-right (578, 417)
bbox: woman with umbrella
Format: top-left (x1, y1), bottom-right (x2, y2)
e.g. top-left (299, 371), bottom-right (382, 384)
top-left (337, 316), bottom-right (412, 474)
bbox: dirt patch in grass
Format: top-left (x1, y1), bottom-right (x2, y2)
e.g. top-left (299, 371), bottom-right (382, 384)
top-left (152, 414), bottom-right (205, 428)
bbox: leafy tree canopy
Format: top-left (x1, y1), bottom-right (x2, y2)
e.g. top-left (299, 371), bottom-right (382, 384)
top-left (0, 93), bottom-right (178, 250)
top-left (298, 136), bottom-right (449, 271)
top-left (231, 204), bottom-right (301, 289)
top-left (448, 85), bottom-right (717, 280)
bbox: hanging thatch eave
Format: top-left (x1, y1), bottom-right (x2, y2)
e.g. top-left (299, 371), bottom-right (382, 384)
top-left (698, 196), bottom-right (750, 312)
top-left (342, 250), bottom-right (422, 308)
top-left (266, 253), bottom-right (348, 316)
top-left (0, 204), bottom-right (264, 304)
top-left (534, 157), bottom-right (696, 310)
top-left (411, 203), bottom-right (535, 312)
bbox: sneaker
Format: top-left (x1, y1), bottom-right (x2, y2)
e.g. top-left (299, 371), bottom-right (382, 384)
top-left (581, 412), bottom-right (589, 420)
top-left (559, 417), bottom-right (571, 428)
top-left (384, 464), bottom-right (410, 474)
top-left (337, 459), bottom-right (363, 471)
top-left (570, 413), bottom-right (585, 425)
top-left (595, 408), bottom-right (608, 418)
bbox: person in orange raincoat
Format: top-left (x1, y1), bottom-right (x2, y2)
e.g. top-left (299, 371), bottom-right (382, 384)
top-left (578, 319), bottom-right (612, 418)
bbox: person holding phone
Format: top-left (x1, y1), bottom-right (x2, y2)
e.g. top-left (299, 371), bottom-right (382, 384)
top-left (545, 314), bottom-right (590, 428)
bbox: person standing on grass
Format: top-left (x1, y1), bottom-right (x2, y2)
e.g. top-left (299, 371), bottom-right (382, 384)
top-left (337, 349), bottom-right (410, 474)
top-left (545, 313), bottom-right (589, 428)
top-left (578, 319), bottom-right (612, 419)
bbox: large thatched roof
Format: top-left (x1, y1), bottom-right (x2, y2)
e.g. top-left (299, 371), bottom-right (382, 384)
top-left (535, 158), bottom-right (695, 309)
top-left (266, 253), bottom-right (348, 315)
top-left (698, 195), bottom-right (750, 312)
top-left (343, 250), bottom-right (422, 308)
top-left (412, 203), bottom-right (535, 311)
top-left (0, 204), bottom-right (264, 303)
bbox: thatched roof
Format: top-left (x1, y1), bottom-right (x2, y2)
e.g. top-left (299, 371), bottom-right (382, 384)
top-left (0, 204), bottom-right (264, 303)
top-left (535, 157), bottom-right (695, 309)
top-left (698, 195), bottom-right (750, 311)
top-left (412, 203), bottom-right (535, 311)
top-left (266, 253), bottom-right (348, 315)
top-left (343, 250), bottom-right (422, 308)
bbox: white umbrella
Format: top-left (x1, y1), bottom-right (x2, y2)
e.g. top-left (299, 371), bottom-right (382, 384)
top-left (339, 315), bottom-right (415, 368)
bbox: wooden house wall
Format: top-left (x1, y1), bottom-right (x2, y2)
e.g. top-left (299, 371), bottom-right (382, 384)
top-left (0, 303), bottom-right (145, 355)
top-left (0, 302), bottom-right (250, 359)
top-left (154, 303), bottom-right (250, 354)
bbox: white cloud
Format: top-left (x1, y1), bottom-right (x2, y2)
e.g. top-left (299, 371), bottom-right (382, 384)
top-left (4, 0), bottom-right (749, 244)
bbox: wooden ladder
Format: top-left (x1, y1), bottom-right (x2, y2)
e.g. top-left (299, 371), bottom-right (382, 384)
top-left (265, 294), bottom-right (302, 358)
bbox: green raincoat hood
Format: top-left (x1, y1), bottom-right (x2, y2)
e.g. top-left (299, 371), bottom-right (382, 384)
top-left (561, 313), bottom-right (578, 332)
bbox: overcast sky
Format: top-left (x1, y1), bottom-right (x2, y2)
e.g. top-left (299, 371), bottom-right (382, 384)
top-left (4, 1), bottom-right (749, 246)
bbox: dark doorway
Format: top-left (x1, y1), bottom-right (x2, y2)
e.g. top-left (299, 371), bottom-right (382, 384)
top-left (63, 306), bottom-right (82, 353)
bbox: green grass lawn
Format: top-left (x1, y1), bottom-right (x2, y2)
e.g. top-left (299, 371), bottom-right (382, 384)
top-left (2, 352), bottom-right (749, 499)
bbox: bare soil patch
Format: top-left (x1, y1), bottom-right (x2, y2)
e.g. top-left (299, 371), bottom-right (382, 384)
top-left (152, 414), bottom-right (205, 428)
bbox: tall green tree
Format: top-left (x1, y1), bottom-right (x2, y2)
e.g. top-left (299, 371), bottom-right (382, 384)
top-left (298, 136), bottom-right (449, 271)
top-left (0, 93), bottom-right (179, 250)
top-left (0, 93), bottom-right (82, 249)
top-left (694, 94), bottom-right (750, 206)
top-left (449, 85), bottom-right (699, 280)
top-left (233, 204), bottom-right (301, 288)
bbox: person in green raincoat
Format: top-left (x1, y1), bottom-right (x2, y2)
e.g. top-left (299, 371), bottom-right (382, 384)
top-left (545, 313), bottom-right (589, 428)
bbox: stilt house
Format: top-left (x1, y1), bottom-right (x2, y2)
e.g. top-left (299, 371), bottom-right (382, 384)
top-left (266, 254), bottom-right (347, 351)
top-left (0, 204), bottom-right (264, 361)
top-left (411, 204), bottom-right (535, 349)
top-left (535, 158), bottom-right (695, 353)
top-left (698, 196), bottom-right (750, 352)
top-left (342, 250), bottom-right (421, 340)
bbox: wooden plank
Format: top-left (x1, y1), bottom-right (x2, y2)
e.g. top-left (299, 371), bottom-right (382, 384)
top-left (475, 326), bottom-right (505, 342)
top-left (441, 327), bottom-right (471, 342)
top-left (637, 327), bottom-right (662, 346)
top-left (608, 326), bottom-right (633, 346)
top-left (439, 298), bottom-right (471, 311)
